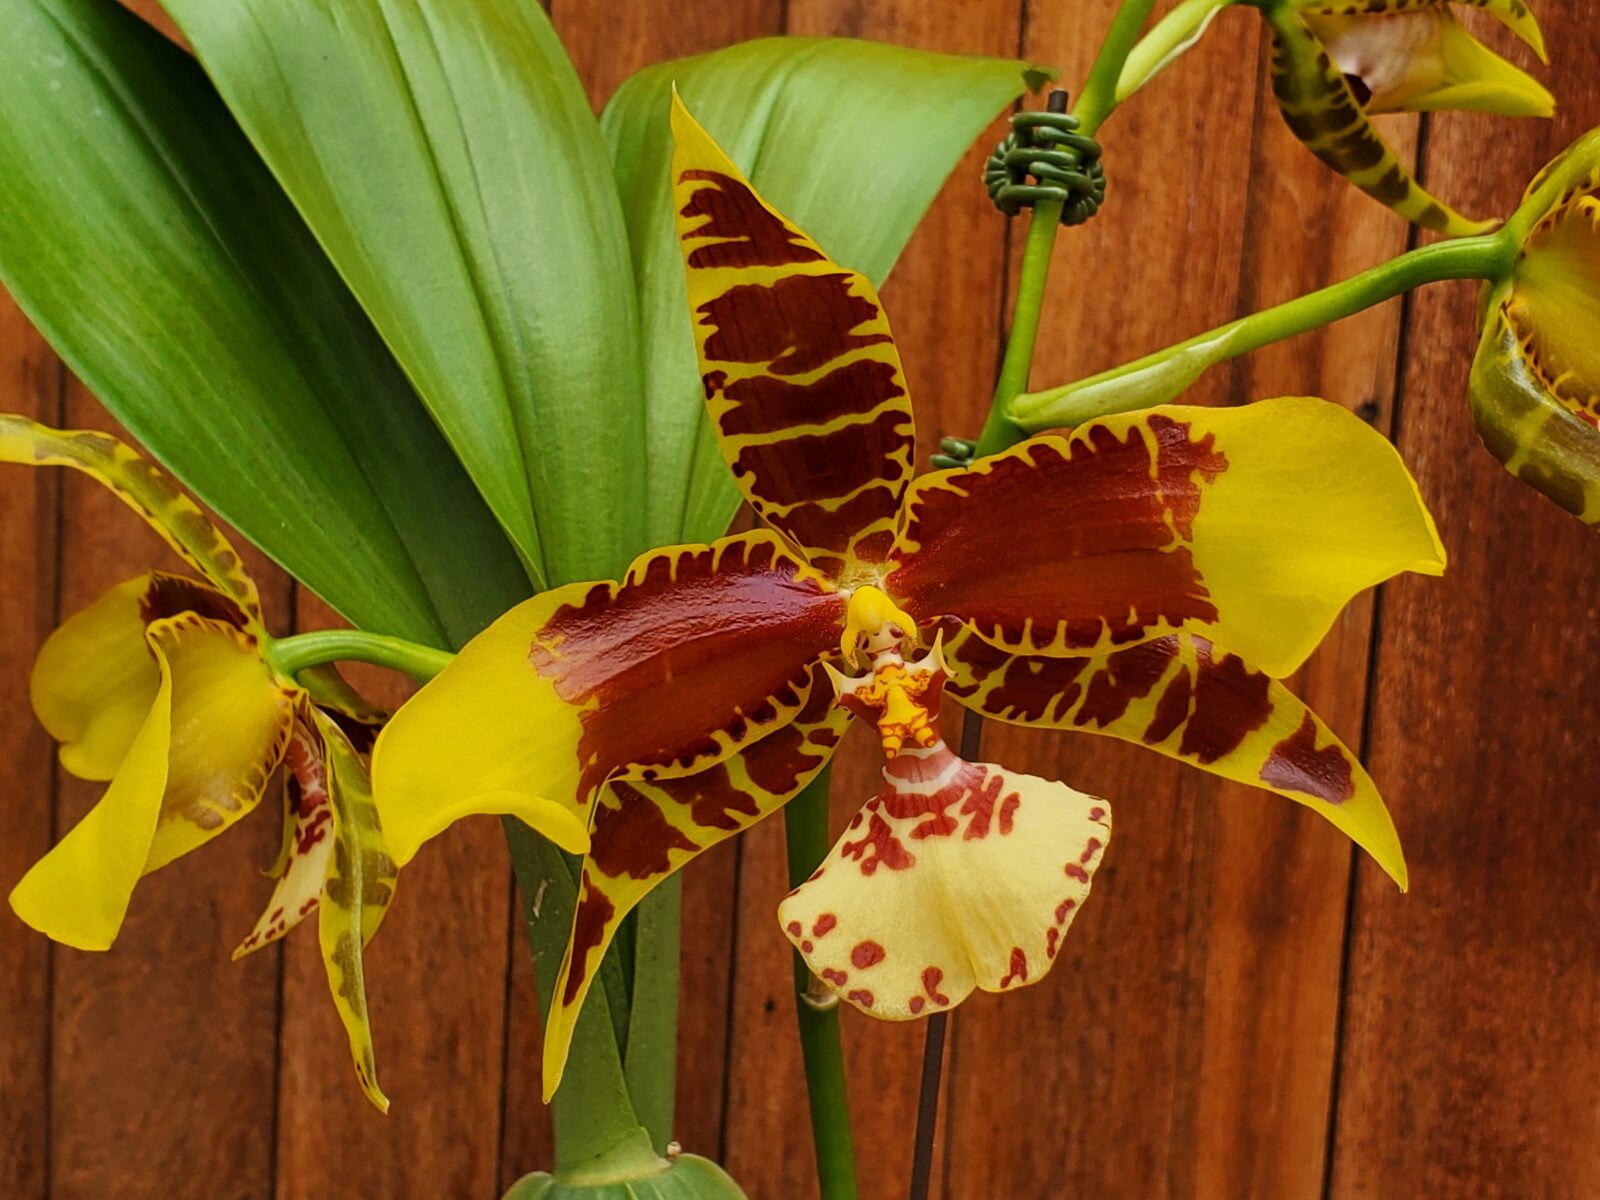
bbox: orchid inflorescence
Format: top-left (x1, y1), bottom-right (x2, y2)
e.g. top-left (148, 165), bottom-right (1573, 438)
top-left (0, 0), bottom-right (1596, 1193)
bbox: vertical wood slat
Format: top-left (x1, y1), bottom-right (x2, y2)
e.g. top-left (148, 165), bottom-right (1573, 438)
top-left (0, 292), bottom-right (61, 1200)
top-left (1330, 8), bottom-right (1600, 1197)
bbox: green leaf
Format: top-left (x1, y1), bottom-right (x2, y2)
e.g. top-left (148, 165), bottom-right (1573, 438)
top-left (0, 0), bottom-right (529, 646)
top-left (161, 0), bottom-right (650, 588)
top-left (602, 37), bottom-right (1053, 547)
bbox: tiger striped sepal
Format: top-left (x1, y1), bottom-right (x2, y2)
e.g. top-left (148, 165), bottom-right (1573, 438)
top-left (670, 92), bottom-right (916, 583)
top-left (942, 623), bottom-right (1407, 889)
top-left (540, 672), bottom-right (849, 1099)
top-left (0, 414), bottom-right (262, 626)
top-left (235, 704), bottom-right (398, 1112)
top-left (1262, 0), bottom-right (1551, 235)
top-left (1470, 129), bottom-right (1600, 525)
top-left (372, 531), bottom-right (847, 867)
top-left (886, 397), bottom-right (1445, 679)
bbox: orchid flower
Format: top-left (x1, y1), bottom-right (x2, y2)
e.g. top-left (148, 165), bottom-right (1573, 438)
top-left (1471, 128), bottom-right (1600, 524)
top-left (1, 416), bottom-right (396, 1111)
top-left (1264, 0), bottom-right (1551, 233)
top-left (372, 94), bottom-right (1446, 1100)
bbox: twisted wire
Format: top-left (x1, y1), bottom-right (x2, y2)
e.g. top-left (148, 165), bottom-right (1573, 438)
top-left (984, 94), bottom-right (1105, 227)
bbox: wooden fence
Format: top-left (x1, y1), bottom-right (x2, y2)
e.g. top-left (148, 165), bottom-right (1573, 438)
top-left (1, 1), bottom-right (1595, 1196)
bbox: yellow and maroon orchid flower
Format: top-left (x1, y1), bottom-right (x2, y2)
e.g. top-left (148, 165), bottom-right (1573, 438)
top-left (371, 93), bottom-right (1446, 1099)
top-left (1, 416), bottom-right (396, 1111)
top-left (1262, 0), bottom-right (1552, 233)
top-left (1470, 128), bottom-right (1600, 524)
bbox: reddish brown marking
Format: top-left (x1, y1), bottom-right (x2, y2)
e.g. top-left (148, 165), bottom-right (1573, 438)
top-left (528, 538), bottom-right (842, 802)
top-left (786, 921), bottom-right (803, 938)
top-left (910, 996), bottom-right (926, 1014)
top-left (297, 897), bottom-right (318, 917)
top-left (851, 940), bottom-right (886, 969)
top-left (699, 273), bottom-right (891, 376)
top-left (986, 653), bottom-right (1089, 723)
top-left (140, 574), bottom-right (249, 628)
top-left (999, 947), bottom-right (1029, 988)
top-left (1065, 864), bottom-right (1090, 883)
top-left (1055, 898), bottom-right (1076, 923)
top-left (589, 785), bottom-right (699, 880)
top-left (294, 808), bottom-right (332, 856)
top-left (959, 771), bottom-right (1013, 841)
top-left (1077, 639), bottom-right (1179, 727)
top-left (922, 967), bottom-right (950, 1005)
top-left (563, 878), bottom-right (616, 1005)
top-left (1088, 806), bottom-right (1106, 822)
top-left (846, 989), bottom-right (876, 1008)
top-left (1177, 641), bottom-right (1273, 763)
top-left (679, 170), bottom-right (825, 269)
top-left (802, 940), bottom-right (814, 953)
top-left (1081, 838), bottom-right (1102, 863)
top-left (1144, 662), bottom-right (1193, 744)
top-left (659, 762), bottom-right (760, 832)
top-left (813, 914), bottom-right (837, 938)
top-left (717, 360), bottom-right (905, 435)
top-left (889, 420), bottom-right (1227, 647)
top-left (840, 809), bottom-right (916, 875)
top-left (1260, 713), bottom-right (1357, 803)
top-left (768, 484), bottom-right (906, 571)
top-left (1046, 928), bottom-right (1060, 959)
top-left (822, 968), bottom-right (849, 987)
top-left (730, 411), bottom-right (908, 519)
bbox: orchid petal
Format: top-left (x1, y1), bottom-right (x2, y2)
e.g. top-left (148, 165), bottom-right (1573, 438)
top-left (888, 397), bottom-right (1444, 678)
top-left (1265, 5), bottom-right (1495, 234)
top-left (11, 613), bottom-right (291, 949)
top-left (779, 746), bottom-right (1111, 1017)
top-left (540, 675), bottom-right (847, 1099)
top-left (944, 625), bottom-right (1407, 889)
top-left (372, 532), bottom-right (844, 866)
top-left (670, 94), bottom-right (916, 582)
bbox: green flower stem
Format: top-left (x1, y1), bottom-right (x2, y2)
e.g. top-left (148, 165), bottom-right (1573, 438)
top-left (974, 0), bottom-right (1158, 458)
top-left (267, 628), bottom-right (454, 681)
top-left (783, 764), bottom-right (859, 1200)
top-left (1009, 231), bottom-right (1515, 432)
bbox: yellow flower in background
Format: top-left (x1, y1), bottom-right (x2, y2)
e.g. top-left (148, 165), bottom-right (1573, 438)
top-left (1470, 128), bottom-right (1600, 525)
top-left (1263, 0), bottom-right (1551, 233)
top-left (0, 416), bottom-right (396, 1111)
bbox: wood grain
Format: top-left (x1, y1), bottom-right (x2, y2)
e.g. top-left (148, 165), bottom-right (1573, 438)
top-left (1328, 7), bottom-right (1600, 1197)
top-left (0, 292), bottom-right (61, 1200)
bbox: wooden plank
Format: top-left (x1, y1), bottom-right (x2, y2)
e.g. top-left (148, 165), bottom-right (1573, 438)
top-left (274, 597), bottom-right (510, 1200)
top-left (46, 385), bottom-right (286, 1200)
top-left (1329, 10), bottom-right (1600, 1197)
top-left (715, 3), bottom-right (1022, 1196)
top-left (1166, 67), bottom-right (1420, 1200)
top-left (0, 293), bottom-right (61, 1200)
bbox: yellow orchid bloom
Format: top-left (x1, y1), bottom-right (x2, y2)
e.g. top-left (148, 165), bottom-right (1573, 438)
top-left (373, 93), bottom-right (1446, 1102)
top-left (1470, 128), bottom-right (1600, 524)
top-left (0, 415), bottom-right (396, 1112)
top-left (1263, 0), bottom-right (1552, 233)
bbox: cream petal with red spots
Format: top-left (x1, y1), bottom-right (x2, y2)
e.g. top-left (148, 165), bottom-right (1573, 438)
top-left (778, 742), bottom-right (1111, 1018)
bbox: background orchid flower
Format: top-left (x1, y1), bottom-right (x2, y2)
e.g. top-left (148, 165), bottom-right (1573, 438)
top-left (0, 415), bottom-right (396, 1111)
top-left (1120, 0), bottom-right (1551, 234)
top-left (373, 93), bottom-right (1446, 1101)
top-left (1265, 0), bottom-right (1551, 233)
top-left (1471, 128), bottom-right (1600, 525)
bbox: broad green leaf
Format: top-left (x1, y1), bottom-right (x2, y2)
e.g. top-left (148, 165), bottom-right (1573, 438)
top-left (163, 0), bottom-right (649, 587)
top-left (602, 37), bottom-right (1053, 547)
top-left (0, 0), bottom-right (528, 646)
